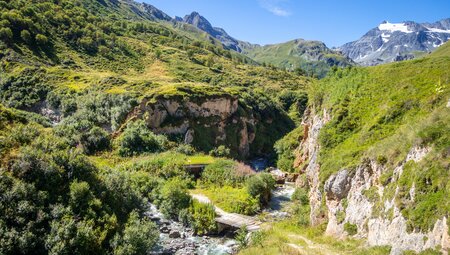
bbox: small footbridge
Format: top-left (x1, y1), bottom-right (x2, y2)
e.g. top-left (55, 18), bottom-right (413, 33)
top-left (190, 194), bottom-right (261, 232)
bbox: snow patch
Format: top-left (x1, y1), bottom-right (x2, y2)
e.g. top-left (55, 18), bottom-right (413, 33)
top-left (381, 33), bottom-right (391, 43)
top-left (378, 22), bottom-right (412, 33)
top-left (433, 41), bottom-right (443, 48)
top-left (425, 27), bottom-right (450, 34)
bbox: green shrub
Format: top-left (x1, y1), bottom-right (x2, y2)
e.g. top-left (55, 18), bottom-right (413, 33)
top-left (20, 29), bottom-right (32, 44)
top-left (157, 178), bottom-right (191, 219)
top-left (209, 145), bottom-right (231, 158)
top-left (344, 222), bottom-right (357, 235)
top-left (175, 144), bottom-right (196, 155)
top-left (69, 180), bottom-right (95, 215)
top-left (295, 203), bottom-right (311, 226)
top-left (116, 120), bottom-right (169, 157)
top-left (235, 226), bottom-right (249, 248)
top-left (0, 27), bottom-right (12, 41)
top-left (79, 126), bottom-right (110, 155)
top-left (201, 159), bottom-right (243, 187)
top-left (111, 211), bottom-right (158, 255)
top-left (292, 188), bottom-right (309, 206)
top-left (46, 215), bottom-right (101, 255)
top-left (246, 173), bottom-right (276, 206)
top-left (187, 200), bottom-right (217, 235)
top-left (35, 34), bottom-right (48, 46)
top-left (336, 210), bottom-right (346, 224)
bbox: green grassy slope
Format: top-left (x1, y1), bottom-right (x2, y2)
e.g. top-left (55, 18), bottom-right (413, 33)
top-left (310, 41), bottom-right (450, 232)
top-left (242, 39), bottom-right (354, 78)
top-left (0, 0), bottom-right (312, 157)
top-left (0, 0), bottom-right (310, 97)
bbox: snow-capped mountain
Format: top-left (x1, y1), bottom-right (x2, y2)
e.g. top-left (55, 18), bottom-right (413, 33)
top-left (339, 19), bottom-right (450, 66)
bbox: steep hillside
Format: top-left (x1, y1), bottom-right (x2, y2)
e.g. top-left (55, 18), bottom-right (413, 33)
top-left (242, 39), bottom-right (354, 78)
top-left (292, 42), bottom-right (450, 254)
top-left (0, 0), bottom-right (311, 159)
top-left (340, 19), bottom-right (450, 66)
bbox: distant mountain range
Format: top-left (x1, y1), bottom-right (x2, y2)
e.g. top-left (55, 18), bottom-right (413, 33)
top-left (338, 19), bottom-right (450, 66)
top-left (131, 2), bottom-right (450, 70)
top-left (179, 11), bottom-right (352, 77)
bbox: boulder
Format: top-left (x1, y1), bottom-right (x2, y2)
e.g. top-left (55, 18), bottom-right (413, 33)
top-left (324, 169), bottom-right (352, 200)
top-left (270, 168), bottom-right (287, 184)
top-left (169, 231), bottom-right (181, 238)
top-left (286, 173), bottom-right (299, 182)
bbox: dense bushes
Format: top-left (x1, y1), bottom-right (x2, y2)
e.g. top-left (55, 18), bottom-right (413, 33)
top-left (201, 159), bottom-right (245, 187)
top-left (111, 211), bottom-right (158, 255)
top-left (53, 92), bottom-right (137, 154)
top-left (274, 126), bottom-right (303, 172)
top-left (0, 122), bottom-right (159, 255)
top-left (116, 120), bottom-right (169, 157)
top-left (155, 177), bottom-right (191, 219)
top-left (181, 200), bottom-right (217, 235)
top-left (292, 188), bottom-right (310, 226)
top-left (0, 68), bottom-right (50, 109)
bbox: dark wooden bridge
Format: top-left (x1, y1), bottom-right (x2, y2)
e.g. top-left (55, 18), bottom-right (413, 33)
top-left (183, 164), bottom-right (207, 178)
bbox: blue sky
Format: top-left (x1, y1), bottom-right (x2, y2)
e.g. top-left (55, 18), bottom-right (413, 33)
top-left (141, 0), bottom-right (450, 47)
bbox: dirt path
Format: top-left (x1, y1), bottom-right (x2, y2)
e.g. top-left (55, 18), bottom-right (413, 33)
top-left (287, 234), bottom-right (339, 255)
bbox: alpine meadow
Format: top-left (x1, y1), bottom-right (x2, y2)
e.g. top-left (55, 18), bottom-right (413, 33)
top-left (0, 1), bottom-right (449, 255)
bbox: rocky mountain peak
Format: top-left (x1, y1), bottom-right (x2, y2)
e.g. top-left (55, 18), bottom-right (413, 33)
top-left (340, 18), bottom-right (450, 66)
top-left (140, 2), bottom-right (172, 21)
top-left (181, 11), bottom-right (243, 52)
top-left (183, 12), bottom-right (214, 33)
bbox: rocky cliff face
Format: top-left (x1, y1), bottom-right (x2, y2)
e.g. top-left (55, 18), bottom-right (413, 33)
top-left (128, 93), bottom-right (287, 159)
top-left (295, 108), bottom-right (450, 255)
top-left (294, 107), bottom-right (330, 225)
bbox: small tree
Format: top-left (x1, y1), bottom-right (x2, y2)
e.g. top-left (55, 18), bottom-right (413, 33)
top-left (235, 226), bottom-right (249, 248)
top-left (154, 49), bottom-right (162, 59)
top-left (116, 120), bottom-right (168, 157)
top-left (35, 34), bottom-right (48, 46)
top-left (20, 30), bottom-right (32, 44)
top-left (186, 49), bottom-right (194, 60)
top-left (0, 27), bottom-right (13, 41)
top-left (246, 173), bottom-right (275, 206)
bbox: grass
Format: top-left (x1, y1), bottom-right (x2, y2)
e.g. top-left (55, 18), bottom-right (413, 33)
top-left (239, 220), bottom-right (391, 255)
top-left (192, 186), bottom-right (259, 215)
top-left (185, 155), bottom-right (216, 165)
top-left (307, 42), bottom-right (450, 233)
top-left (313, 43), bottom-right (450, 183)
top-left (242, 39), bottom-right (353, 78)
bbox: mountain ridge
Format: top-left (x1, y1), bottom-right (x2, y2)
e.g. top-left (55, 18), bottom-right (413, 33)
top-left (339, 18), bottom-right (450, 66)
top-left (178, 11), bottom-right (353, 77)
